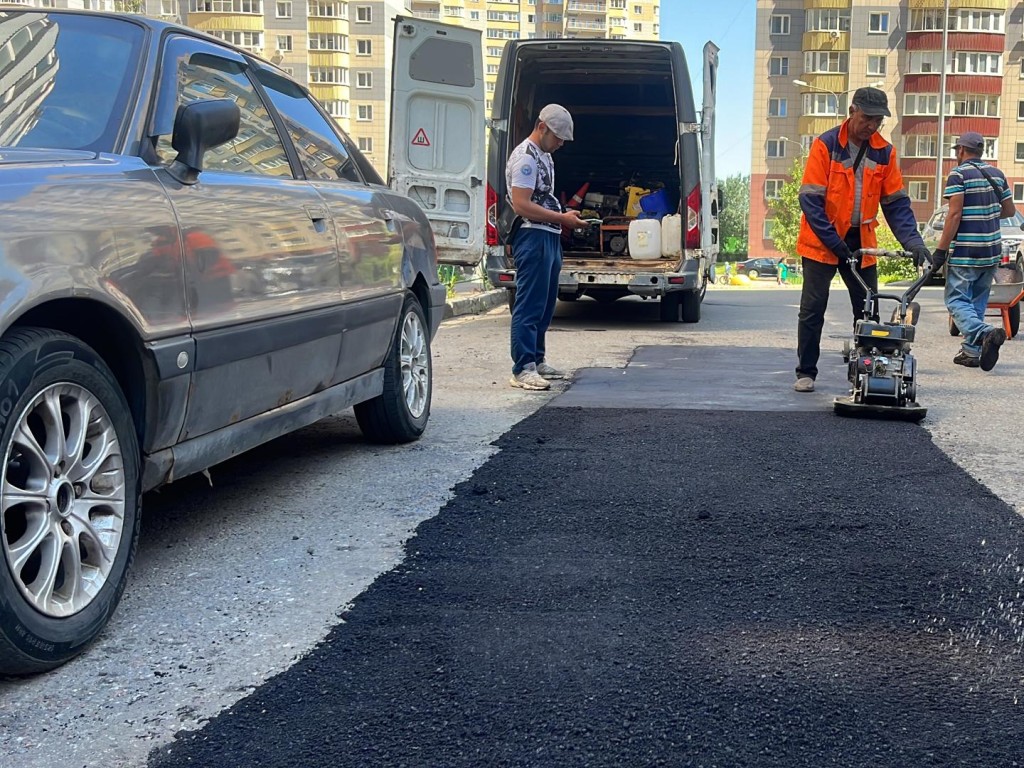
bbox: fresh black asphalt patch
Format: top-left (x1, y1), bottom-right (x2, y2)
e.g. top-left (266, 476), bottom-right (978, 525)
top-left (150, 365), bottom-right (1024, 767)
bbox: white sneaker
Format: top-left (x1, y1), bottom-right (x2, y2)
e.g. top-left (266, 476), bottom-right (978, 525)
top-left (793, 377), bottom-right (815, 393)
top-left (536, 360), bottom-right (565, 379)
top-left (510, 364), bottom-right (550, 391)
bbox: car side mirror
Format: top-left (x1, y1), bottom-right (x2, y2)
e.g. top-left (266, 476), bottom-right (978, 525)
top-left (167, 99), bottom-right (241, 185)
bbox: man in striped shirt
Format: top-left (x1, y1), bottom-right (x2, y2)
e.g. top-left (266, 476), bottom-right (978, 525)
top-left (932, 132), bottom-right (1016, 371)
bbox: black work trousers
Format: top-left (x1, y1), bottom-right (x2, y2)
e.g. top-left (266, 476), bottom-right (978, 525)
top-left (795, 234), bottom-right (878, 381)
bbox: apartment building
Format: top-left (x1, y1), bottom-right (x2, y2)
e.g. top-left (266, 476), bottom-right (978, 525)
top-left (752, 0), bottom-right (1024, 258)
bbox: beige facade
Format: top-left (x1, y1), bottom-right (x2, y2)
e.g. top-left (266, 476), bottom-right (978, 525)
top-left (752, 0), bottom-right (1024, 257)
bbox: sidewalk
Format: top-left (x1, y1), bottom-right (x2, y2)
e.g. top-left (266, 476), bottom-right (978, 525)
top-left (444, 274), bottom-right (507, 319)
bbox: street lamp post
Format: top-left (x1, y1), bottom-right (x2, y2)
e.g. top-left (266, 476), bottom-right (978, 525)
top-left (793, 79), bottom-right (885, 118)
top-left (934, 0), bottom-right (951, 208)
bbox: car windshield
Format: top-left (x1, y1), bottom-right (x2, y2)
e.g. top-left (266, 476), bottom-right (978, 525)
top-left (1001, 211), bottom-right (1024, 229)
top-left (0, 12), bottom-right (144, 153)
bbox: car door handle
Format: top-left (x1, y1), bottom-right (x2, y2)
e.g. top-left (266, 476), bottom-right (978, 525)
top-left (305, 205), bottom-right (328, 234)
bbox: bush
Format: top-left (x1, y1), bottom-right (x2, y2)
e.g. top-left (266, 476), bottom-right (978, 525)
top-left (875, 255), bottom-right (917, 284)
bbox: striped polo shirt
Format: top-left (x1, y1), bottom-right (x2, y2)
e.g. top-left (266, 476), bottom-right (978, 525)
top-left (943, 160), bottom-right (1011, 268)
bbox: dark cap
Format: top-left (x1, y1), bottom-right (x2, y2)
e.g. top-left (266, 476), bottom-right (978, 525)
top-left (954, 131), bottom-right (985, 152)
top-left (851, 87), bottom-right (891, 117)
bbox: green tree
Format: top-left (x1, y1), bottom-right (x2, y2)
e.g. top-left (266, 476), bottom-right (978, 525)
top-left (718, 174), bottom-right (749, 258)
top-left (768, 154), bottom-right (806, 259)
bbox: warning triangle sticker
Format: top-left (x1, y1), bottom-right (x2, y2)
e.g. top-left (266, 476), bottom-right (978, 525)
top-left (411, 128), bottom-right (430, 147)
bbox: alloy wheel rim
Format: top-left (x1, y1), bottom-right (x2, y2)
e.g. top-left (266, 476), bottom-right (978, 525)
top-left (400, 311), bottom-right (429, 419)
top-left (1, 384), bottom-right (126, 618)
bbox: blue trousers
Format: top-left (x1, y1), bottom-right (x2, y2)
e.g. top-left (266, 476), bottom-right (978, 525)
top-left (945, 264), bottom-right (997, 356)
top-left (510, 227), bottom-right (561, 375)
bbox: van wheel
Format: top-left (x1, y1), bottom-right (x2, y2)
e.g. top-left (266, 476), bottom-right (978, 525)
top-left (355, 293), bottom-right (431, 444)
top-left (506, 288), bottom-right (516, 311)
top-left (680, 290), bottom-right (701, 323)
top-left (658, 293), bottom-right (680, 322)
top-left (0, 328), bottom-right (140, 675)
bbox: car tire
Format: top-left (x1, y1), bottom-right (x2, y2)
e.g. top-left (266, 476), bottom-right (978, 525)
top-left (354, 293), bottom-right (431, 444)
top-left (0, 328), bottom-right (140, 676)
top-left (748, 269), bottom-right (759, 279)
top-left (1009, 303), bottom-right (1020, 339)
top-left (658, 293), bottom-right (680, 322)
top-left (948, 315), bottom-right (960, 336)
top-left (681, 290), bottom-right (701, 323)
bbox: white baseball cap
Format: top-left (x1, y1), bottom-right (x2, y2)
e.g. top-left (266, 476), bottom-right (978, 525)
top-left (539, 104), bottom-right (574, 141)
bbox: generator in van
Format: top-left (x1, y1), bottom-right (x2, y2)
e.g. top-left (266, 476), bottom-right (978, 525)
top-left (484, 38), bottom-right (720, 323)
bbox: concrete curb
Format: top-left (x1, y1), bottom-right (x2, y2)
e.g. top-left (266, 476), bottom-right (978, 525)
top-left (444, 288), bottom-right (508, 319)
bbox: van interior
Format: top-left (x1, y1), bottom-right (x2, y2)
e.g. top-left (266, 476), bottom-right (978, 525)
top-left (508, 45), bottom-right (682, 261)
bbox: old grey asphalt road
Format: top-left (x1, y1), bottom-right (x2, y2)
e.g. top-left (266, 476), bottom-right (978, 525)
top-left (2, 282), bottom-right (1022, 767)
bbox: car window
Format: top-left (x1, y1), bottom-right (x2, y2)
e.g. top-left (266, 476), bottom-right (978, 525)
top-left (155, 52), bottom-right (293, 178)
top-left (1000, 211), bottom-right (1024, 228)
top-left (0, 12), bottom-right (144, 152)
top-left (254, 68), bottom-right (362, 183)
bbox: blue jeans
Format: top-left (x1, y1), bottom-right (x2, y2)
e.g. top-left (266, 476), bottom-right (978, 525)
top-left (945, 264), bottom-right (997, 356)
top-left (510, 227), bottom-right (561, 374)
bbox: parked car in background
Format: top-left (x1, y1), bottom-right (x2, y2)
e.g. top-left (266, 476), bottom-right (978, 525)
top-left (0, 9), bottom-right (482, 675)
top-left (735, 257), bottom-right (780, 279)
top-left (922, 205), bottom-right (1024, 283)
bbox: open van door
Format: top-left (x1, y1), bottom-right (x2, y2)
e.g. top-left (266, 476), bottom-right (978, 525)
top-left (699, 41), bottom-right (720, 281)
top-left (390, 16), bottom-right (485, 266)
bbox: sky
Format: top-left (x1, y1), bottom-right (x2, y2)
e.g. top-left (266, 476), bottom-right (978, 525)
top-left (661, 1), bottom-right (755, 179)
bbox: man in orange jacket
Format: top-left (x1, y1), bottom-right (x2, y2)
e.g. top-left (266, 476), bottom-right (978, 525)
top-left (793, 87), bottom-right (931, 393)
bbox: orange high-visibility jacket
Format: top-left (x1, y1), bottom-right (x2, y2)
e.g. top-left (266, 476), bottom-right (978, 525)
top-left (797, 120), bottom-right (923, 268)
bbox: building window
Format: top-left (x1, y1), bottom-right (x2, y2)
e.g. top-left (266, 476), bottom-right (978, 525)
top-left (358, 137), bottom-right (373, 153)
top-left (470, 10), bottom-right (479, 20)
top-left (309, 1), bottom-right (345, 17)
top-left (804, 51), bottom-right (848, 74)
top-left (769, 56), bottom-right (788, 77)
top-left (767, 140), bottom-right (786, 159)
top-left (768, 98), bottom-right (787, 117)
top-left (356, 71), bottom-right (372, 88)
top-left (763, 219), bottom-right (775, 241)
top-left (357, 39), bottom-right (372, 55)
top-left (801, 135), bottom-right (814, 153)
top-left (946, 94), bottom-right (999, 118)
top-left (770, 14), bottom-right (790, 35)
top-left (276, 35), bottom-right (292, 53)
top-left (904, 94), bottom-right (939, 116)
top-left (189, 0), bottom-right (262, 12)
top-left (869, 12), bottom-right (889, 34)
top-left (904, 135), bottom-right (938, 158)
top-left (356, 5), bottom-right (370, 22)
top-left (1016, 143), bottom-right (1024, 163)
top-left (951, 52), bottom-right (1001, 75)
top-left (950, 10), bottom-right (1004, 32)
top-left (634, 23), bottom-right (643, 32)
top-left (1019, 101), bottom-right (1024, 121)
top-left (867, 55), bottom-right (886, 77)
top-left (487, 46), bottom-right (503, 57)
top-left (804, 8), bottom-right (850, 32)
top-left (764, 179), bottom-right (783, 199)
top-left (908, 51), bottom-right (943, 74)
top-left (908, 181), bottom-right (929, 202)
top-left (802, 93), bottom-right (839, 117)
top-left (357, 104), bottom-right (372, 120)
top-left (1014, 183), bottom-right (1024, 204)
top-left (310, 67), bottom-right (348, 84)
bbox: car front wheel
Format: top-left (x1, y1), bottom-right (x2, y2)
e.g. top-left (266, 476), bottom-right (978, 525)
top-left (355, 293), bottom-right (432, 443)
top-left (748, 269), bottom-right (759, 279)
top-left (0, 328), bottom-right (140, 676)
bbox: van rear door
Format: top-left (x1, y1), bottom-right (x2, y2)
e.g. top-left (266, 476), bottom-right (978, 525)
top-left (389, 16), bottom-right (485, 266)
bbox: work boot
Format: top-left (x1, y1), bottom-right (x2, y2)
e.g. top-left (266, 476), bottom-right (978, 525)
top-left (979, 328), bottom-right (1007, 371)
top-left (535, 360), bottom-right (565, 379)
top-left (953, 350), bottom-right (980, 368)
top-left (793, 377), bottom-right (815, 393)
top-left (510, 364), bottom-right (550, 391)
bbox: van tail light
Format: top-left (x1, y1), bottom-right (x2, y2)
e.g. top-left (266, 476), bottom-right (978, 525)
top-left (685, 185), bottom-right (700, 250)
top-left (486, 183), bottom-right (499, 246)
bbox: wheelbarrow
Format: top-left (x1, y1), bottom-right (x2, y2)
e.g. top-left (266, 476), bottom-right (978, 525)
top-left (948, 264), bottom-right (1023, 339)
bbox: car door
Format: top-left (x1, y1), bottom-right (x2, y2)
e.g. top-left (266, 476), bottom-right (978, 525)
top-left (149, 36), bottom-right (343, 440)
top-left (389, 16), bottom-right (485, 266)
top-left (252, 64), bottom-right (406, 384)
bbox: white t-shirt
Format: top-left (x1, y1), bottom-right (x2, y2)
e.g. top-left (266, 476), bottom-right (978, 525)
top-left (506, 138), bottom-right (561, 234)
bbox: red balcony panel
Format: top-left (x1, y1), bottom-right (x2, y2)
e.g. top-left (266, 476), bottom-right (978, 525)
top-left (903, 74), bottom-right (1002, 94)
top-left (901, 158), bottom-right (1005, 178)
top-left (900, 116), bottom-right (1000, 135)
top-left (905, 31), bottom-right (1004, 53)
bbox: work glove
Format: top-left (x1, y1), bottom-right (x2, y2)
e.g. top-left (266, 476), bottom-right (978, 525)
top-left (833, 242), bottom-right (853, 264)
top-left (930, 248), bottom-right (948, 269)
top-left (911, 245), bottom-right (932, 269)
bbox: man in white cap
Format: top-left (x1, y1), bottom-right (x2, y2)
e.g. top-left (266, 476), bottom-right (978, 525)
top-left (505, 104), bottom-right (587, 391)
top-left (932, 131), bottom-right (1016, 371)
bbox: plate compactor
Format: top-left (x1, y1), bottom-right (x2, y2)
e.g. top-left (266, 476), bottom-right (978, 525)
top-left (833, 248), bottom-right (938, 423)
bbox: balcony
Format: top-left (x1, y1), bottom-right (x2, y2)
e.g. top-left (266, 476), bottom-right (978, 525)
top-left (566, 1), bottom-right (606, 13)
top-left (566, 19), bottom-right (606, 31)
top-left (412, 9), bottom-right (439, 19)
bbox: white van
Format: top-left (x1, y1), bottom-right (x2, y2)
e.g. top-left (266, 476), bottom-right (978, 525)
top-left (483, 37), bottom-right (720, 322)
